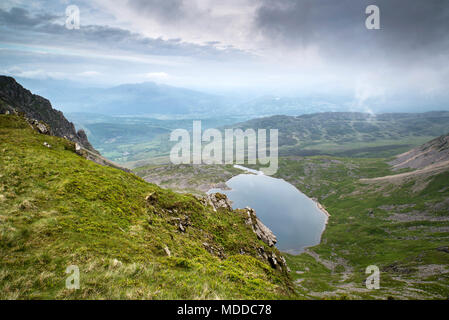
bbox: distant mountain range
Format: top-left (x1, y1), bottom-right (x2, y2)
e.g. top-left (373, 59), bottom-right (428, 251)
top-left (14, 78), bottom-right (230, 117)
top-left (8, 78), bottom-right (359, 118)
top-left (12, 77), bottom-right (449, 118)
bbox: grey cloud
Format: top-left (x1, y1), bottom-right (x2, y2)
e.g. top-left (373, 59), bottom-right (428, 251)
top-left (0, 7), bottom-right (248, 59)
top-left (0, 6), bottom-right (60, 27)
top-left (126, 0), bottom-right (186, 22)
top-left (255, 0), bottom-right (449, 61)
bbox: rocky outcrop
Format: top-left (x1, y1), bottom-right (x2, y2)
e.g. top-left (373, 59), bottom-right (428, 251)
top-left (202, 193), bottom-right (277, 247)
top-left (0, 76), bottom-right (133, 173)
top-left (244, 207), bottom-right (277, 247)
top-left (0, 75), bottom-right (97, 153)
top-left (75, 128), bottom-right (96, 153)
top-left (171, 192), bottom-right (290, 272)
top-left (204, 192), bottom-right (233, 211)
top-left (29, 119), bottom-right (50, 134)
top-left (256, 246), bottom-right (289, 272)
top-left (243, 206), bottom-right (289, 271)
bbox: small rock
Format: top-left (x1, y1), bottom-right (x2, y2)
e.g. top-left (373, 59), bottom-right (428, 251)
top-left (36, 123), bottom-right (48, 134)
top-left (112, 258), bottom-right (122, 267)
top-left (163, 246), bottom-right (171, 257)
top-left (19, 199), bottom-right (35, 210)
top-left (268, 253), bottom-right (278, 269)
top-left (145, 192), bottom-right (157, 205)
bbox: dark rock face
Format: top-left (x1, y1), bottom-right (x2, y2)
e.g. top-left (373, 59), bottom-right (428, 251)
top-left (0, 76), bottom-right (97, 153)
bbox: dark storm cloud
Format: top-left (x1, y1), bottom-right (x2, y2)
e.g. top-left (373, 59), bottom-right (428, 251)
top-left (0, 7), bottom-right (246, 59)
top-left (255, 0), bottom-right (449, 61)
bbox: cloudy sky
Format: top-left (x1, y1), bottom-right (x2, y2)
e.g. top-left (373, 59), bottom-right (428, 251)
top-left (1, 0), bottom-right (448, 111)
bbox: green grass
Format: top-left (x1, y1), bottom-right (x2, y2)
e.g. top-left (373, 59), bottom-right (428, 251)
top-left (260, 155), bottom-right (449, 299)
top-left (0, 115), bottom-right (293, 299)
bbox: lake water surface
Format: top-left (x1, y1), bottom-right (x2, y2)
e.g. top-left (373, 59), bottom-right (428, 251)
top-left (208, 168), bottom-right (328, 254)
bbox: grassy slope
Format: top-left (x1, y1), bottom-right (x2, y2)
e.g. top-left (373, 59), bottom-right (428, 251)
top-left (273, 157), bottom-right (449, 299)
top-left (0, 115), bottom-right (293, 299)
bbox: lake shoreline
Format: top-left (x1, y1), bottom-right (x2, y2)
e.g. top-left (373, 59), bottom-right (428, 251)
top-left (312, 197), bottom-right (331, 220)
top-left (210, 168), bottom-right (329, 254)
top-left (233, 165), bottom-right (331, 222)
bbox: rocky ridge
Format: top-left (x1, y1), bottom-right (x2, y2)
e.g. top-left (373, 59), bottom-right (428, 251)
top-left (0, 76), bottom-right (130, 172)
top-left (0, 75), bottom-right (96, 152)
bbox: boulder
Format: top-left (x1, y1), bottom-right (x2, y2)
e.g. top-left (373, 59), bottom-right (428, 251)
top-left (36, 122), bottom-right (49, 134)
top-left (205, 193), bottom-right (233, 211)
